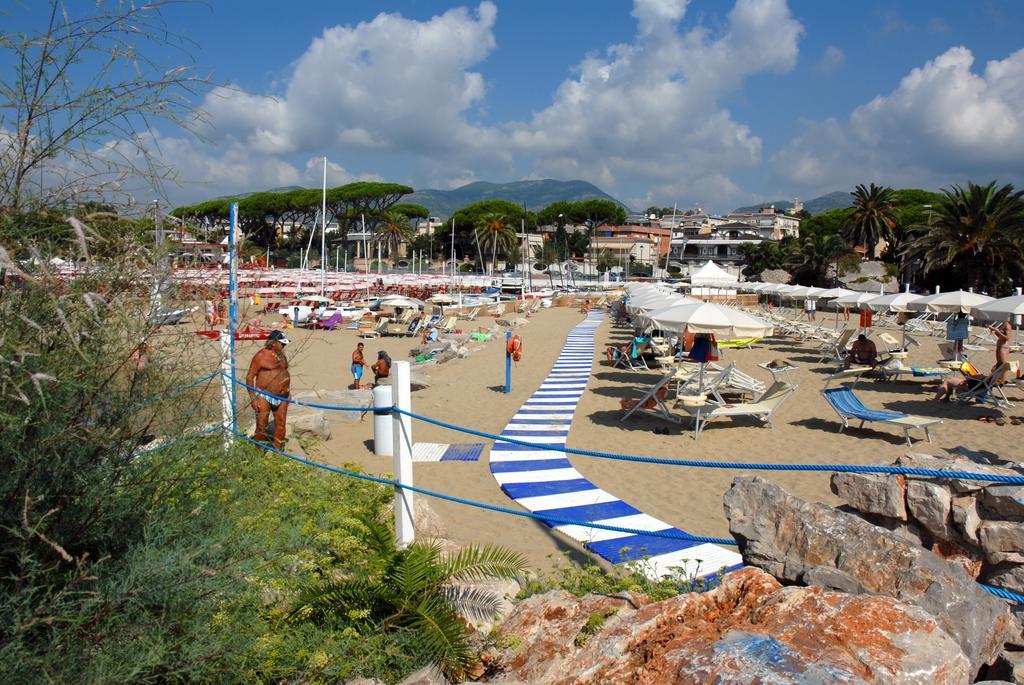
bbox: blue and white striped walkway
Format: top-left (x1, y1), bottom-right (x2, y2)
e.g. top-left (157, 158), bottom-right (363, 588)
top-left (488, 311), bottom-right (743, 581)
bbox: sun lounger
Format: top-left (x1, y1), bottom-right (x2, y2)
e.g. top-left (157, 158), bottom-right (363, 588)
top-left (359, 319), bottom-right (387, 338)
top-left (459, 307), bottom-right (480, 321)
top-left (955, 362), bottom-right (1013, 408)
top-left (822, 386), bottom-right (941, 445)
top-left (610, 338), bottom-right (652, 370)
top-left (684, 381), bottom-right (795, 439)
top-left (620, 369), bottom-right (681, 424)
top-left (819, 329), bottom-right (855, 364)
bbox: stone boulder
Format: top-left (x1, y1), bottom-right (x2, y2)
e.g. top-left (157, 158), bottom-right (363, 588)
top-left (408, 367), bottom-right (431, 391)
top-left (289, 410), bottom-right (331, 440)
top-left (291, 388), bottom-right (371, 424)
top-left (759, 269), bottom-right (790, 284)
top-left (724, 475), bottom-right (1014, 678)
top-left (397, 665), bottom-right (449, 685)
top-left (482, 567), bottom-right (971, 684)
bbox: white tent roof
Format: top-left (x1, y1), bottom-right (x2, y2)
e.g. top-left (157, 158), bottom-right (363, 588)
top-left (690, 260), bottom-right (738, 285)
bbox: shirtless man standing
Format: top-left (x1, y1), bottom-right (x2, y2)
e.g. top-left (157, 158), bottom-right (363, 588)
top-left (245, 330), bottom-right (291, 448)
top-left (351, 342), bottom-right (368, 388)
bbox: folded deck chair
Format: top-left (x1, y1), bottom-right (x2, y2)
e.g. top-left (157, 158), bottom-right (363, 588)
top-left (822, 386), bottom-right (941, 445)
top-left (686, 381), bottom-right (795, 439)
top-left (718, 337), bottom-right (761, 349)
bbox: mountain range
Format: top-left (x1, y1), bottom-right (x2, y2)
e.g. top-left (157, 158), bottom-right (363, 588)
top-left (732, 191), bottom-right (849, 215)
top-left (404, 179), bottom-right (625, 218)
top-left (218, 181), bottom-right (851, 218)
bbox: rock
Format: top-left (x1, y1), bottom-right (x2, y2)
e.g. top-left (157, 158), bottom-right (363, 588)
top-left (831, 471), bottom-right (907, 520)
top-left (983, 563), bottom-right (1024, 595)
top-left (897, 453), bottom-right (1022, 495)
top-left (980, 521), bottom-right (1024, 563)
top-left (344, 679), bottom-right (384, 685)
top-left (453, 576), bottom-right (521, 634)
top-left (409, 368), bottom-right (431, 391)
top-left (413, 498), bottom-right (447, 538)
top-left (290, 410), bottom-right (331, 440)
top-left (723, 476), bottom-right (1014, 678)
top-left (433, 349), bottom-right (458, 365)
top-left (906, 479), bottom-right (953, 541)
top-left (397, 665), bottom-right (449, 685)
top-left (455, 346), bottom-right (470, 358)
top-left (483, 568), bottom-right (971, 685)
top-left (983, 486), bottom-right (1024, 519)
top-left (758, 269), bottom-right (790, 284)
top-left (292, 388), bottom-right (371, 424)
top-left (952, 495), bottom-right (982, 543)
top-left (988, 650), bottom-right (1024, 684)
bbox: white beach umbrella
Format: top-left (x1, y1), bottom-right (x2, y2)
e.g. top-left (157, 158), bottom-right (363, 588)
top-left (380, 295), bottom-right (426, 309)
top-left (646, 302), bottom-right (773, 338)
top-left (910, 290), bottom-right (994, 314)
top-left (864, 292), bottom-right (923, 313)
top-left (815, 287), bottom-right (855, 300)
top-left (972, 295), bottom-right (1024, 320)
top-left (833, 291), bottom-right (877, 308)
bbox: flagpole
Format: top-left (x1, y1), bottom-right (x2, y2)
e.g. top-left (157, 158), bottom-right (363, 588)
top-left (320, 156), bottom-right (327, 295)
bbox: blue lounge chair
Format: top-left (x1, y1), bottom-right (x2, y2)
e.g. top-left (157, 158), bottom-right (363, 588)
top-left (822, 386), bottom-right (941, 446)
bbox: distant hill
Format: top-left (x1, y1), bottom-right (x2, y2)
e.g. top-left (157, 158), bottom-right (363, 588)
top-left (216, 185), bottom-right (302, 200)
top-left (405, 179), bottom-right (628, 218)
top-left (733, 191), bottom-right (850, 215)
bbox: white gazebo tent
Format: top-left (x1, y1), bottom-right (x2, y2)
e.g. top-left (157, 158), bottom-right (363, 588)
top-left (689, 261), bottom-right (738, 299)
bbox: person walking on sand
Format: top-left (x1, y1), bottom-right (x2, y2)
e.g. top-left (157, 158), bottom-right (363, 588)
top-left (351, 341), bottom-right (368, 388)
top-left (245, 330), bottom-right (290, 449)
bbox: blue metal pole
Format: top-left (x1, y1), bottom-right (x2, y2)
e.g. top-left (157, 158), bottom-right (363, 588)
top-left (505, 331), bottom-right (512, 393)
top-left (228, 202), bottom-right (239, 438)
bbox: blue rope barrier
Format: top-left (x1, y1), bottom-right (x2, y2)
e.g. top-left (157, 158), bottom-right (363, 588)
top-left (168, 370), bottom-right (219, 394)
top-left (221, 372), bottom-right (373, 412)
top-left (229, 429), bottom-right (734, 546)
top-left (228, 427), bottom-right (1023, 604)
top-left (981, 584), bottom-right (1024, 604)
top-left (134, 424), bottom-right (223, 456)
top-left (392, 407), bottom-right (1024, 486)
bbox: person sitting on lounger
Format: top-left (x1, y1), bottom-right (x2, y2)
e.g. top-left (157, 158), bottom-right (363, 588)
top-left (420, 324), bottom-right (438, 344)
top-left (844, 334), bottom-right (878, 369)
top-left (934, 360), bottom-right (996, 402)
top-left (605, 343), bottom-right (629, 364)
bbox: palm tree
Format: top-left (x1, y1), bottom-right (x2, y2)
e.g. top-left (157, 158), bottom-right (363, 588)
top-left (475, 213), bottom-right (516, 276)
top-left (905, 181), bottom-right (1024, 295)
top-left (787, 232), bottom-right (849, 286)
top-left (845, 183), bottom-right (897, 255)
top-left (377, 211), bottom-right (414, 265)
top-left (289, 517), bottom-right (526, 679)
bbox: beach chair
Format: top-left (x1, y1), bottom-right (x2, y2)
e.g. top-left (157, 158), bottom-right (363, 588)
top-left (717, 337), bottom-right (761, 349)
top-left (459, 307), bottom-right (480, 321)
top-left (822, 385), bottom-right (942, 445)
top-left (620, 369), bottom-right (681, 424)
top-left (819, 329), bottom-right (855, 364)
top-left (685, 381), bottom-right (795, 439)
top-left (359, 319), bottom-right (387, 338)
top-left (437, 316), bottom-right (457, 334)
top-left (610, 337), bottom-right (652, 370)
top-left (956, 362), bottom-right (1013, 409)
top-left (405, 316), bottom-right (423, 337)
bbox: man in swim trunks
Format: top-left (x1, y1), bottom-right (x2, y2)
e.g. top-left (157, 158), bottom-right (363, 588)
top-left (246, 330), bottom-right (290, 448)
top-left (351, 342), bottom-right (368, 388)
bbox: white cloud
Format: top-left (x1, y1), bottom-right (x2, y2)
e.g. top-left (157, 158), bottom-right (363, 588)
top-left (202, 2), bottom-right (500, 160)
top-left (134, 0), bottom-right (805, 209)
top-left (508, 0), bottom-right (802, 207)
top-left (815, 45), bottom-right (845, 75)
top-left (774, 46), bottom-right (1024, 194)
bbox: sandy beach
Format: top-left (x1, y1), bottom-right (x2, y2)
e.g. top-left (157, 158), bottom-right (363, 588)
top-left (196, 302), bottom-right (1022, 572)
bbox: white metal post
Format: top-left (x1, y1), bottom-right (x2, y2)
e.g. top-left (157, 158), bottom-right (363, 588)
top-left (219, 332), bottom-right (234, 450)
top-left (391, 361), bottom-right (415, 548)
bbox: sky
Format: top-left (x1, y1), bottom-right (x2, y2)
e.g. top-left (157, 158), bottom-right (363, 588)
top-left (10, 0), bottom-right (1024, 213)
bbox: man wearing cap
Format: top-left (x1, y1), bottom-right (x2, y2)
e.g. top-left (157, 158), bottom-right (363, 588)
top-left (245, 330), bottom-right (291, 448)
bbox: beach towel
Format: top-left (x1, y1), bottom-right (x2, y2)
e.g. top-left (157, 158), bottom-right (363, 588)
top-left (911, 367), bottom-right (948, 377)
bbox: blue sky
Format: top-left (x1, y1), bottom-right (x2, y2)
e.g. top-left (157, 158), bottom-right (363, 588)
top-left (10, 1), bottom-right (1024, 212)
